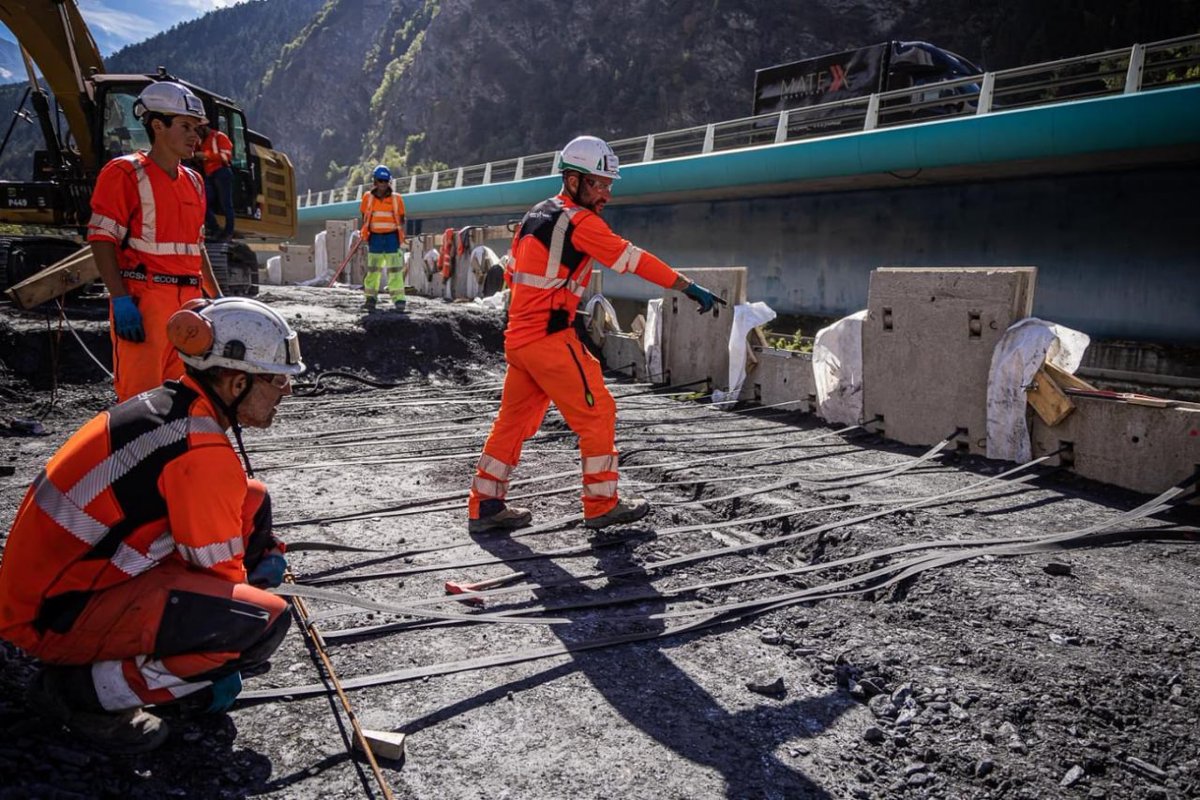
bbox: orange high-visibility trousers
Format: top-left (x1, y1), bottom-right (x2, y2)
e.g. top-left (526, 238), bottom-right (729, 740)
top-left (469, 329), bottom-right (620, 521)
top-left (110, 280), bottom-right (202, 401)
top-left (23, 480), bottom-right (290, 712)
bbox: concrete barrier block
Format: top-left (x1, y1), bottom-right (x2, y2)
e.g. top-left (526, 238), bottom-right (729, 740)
top-left (279, 244), bottom-right (315, 284)
top-left (739, 348), bottom-right (817, 412)
top-left (661, 268), bottom-right (746, 386)
top-left (325, 220), bottom-right (355, 279)
top-left (603, 333), bottom-right (647, 381)
top-left (862, 267), bottom-right (1036, 454)
top-left (1031, 397), bottom-right (1200, 497)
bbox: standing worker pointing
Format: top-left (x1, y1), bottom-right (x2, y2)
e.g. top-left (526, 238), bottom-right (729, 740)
top-left (467, 135), bottom-right (723, 534)
top-left (87, 81), bottom-right (223, 402)
top-left (359, 164), bottom-right (407, 311)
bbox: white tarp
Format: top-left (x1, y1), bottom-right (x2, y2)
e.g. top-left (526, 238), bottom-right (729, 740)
top-left (812, 310), bottom-right (867, 425)
top-left (644, 298), bottom-right (664, 382)
top-left (265, 256), bottom-right (281, 286)
top-left (312, 230), bottom-right (327, 281)
top-left (584, 294), bottom-right (621, 333)
top-left (712, 302), bottom-right (777, 406)
top-left (986, 317), bottom-right (1090, 463)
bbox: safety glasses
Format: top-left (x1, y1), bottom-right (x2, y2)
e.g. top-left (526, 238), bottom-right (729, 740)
top-left (255, 373), bottom-right (291, 390)
top-left (582, 176), bottom-right (613, 194)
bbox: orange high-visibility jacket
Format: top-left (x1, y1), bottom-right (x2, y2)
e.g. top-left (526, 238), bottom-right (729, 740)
top-left (0, 376), bottom-right (254, 652)
top-left (200, 129), bottom-right (233, 176)
top-left (86, 151), bottom-right (206, 278)
top-left (505, 193), bottom-right (680, 351)
top-left (359, 190), bottom-right (406, 237)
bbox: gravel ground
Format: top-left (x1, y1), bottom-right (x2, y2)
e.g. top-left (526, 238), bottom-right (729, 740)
top-left (1, 287), bottom-right (1197, 800)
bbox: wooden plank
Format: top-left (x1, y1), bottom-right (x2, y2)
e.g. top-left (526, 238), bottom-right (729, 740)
top-left (1026, 365), bottom-right (1075, 426)
top-left (5, 246), bottom-right (98, 309)
top-left (1043, 361), bottom-right (1095, 391)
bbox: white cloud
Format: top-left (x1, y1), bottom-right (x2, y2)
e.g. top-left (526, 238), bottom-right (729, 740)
top-left (160, 0), bottom-right (247, 12)
top-left (77, 0), bottom-right (160, 49)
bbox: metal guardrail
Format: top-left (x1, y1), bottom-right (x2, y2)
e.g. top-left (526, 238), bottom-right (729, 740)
top-left (299, 34), bottom-right (1200, 209)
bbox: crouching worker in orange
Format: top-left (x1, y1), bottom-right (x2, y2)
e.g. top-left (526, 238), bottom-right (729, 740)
top-left (88, 81), bottom-right (224, 402)
top-left (0, 298), bottom-right (305, 754)
top-left (468, 135), bottom-right (724, 534)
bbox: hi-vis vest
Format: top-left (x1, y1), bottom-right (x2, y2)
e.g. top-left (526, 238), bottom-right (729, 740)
top-left (86, 151), bottom-right (206, 275)
top-left (0, 380), bottom-right (241, 649)
top-left (360, 191), bottom-right (405, 236)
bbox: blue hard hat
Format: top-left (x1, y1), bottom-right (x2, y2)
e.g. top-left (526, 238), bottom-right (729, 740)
top-left (372, 165), bottom-right (392, 182)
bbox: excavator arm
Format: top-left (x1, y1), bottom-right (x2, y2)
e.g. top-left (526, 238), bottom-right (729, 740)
top-left (0, 0), bottom-right (106, 169)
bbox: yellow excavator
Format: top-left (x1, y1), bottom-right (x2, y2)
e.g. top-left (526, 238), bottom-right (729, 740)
top-left (0, 0), bottom-right (297, 306)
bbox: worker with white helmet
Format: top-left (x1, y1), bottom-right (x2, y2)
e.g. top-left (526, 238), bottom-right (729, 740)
top-left (87, 80), bottom-right (225, 402)
top-left (467, 135), bottom-right (723, 534)
top-left (0, 298), bottom-right (303, 753)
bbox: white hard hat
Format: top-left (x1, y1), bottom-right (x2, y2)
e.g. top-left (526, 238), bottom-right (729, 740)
top-left (133, 81), bottom-right (207, 124)
top-left (558, 135), bottom-right (620, 180)
top-left (169, 297), bottom-right (304, 375)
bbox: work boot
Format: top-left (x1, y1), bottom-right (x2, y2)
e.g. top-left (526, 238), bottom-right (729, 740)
top-left (29, 669), bottom-right (169, 754)
top-left (468, 504), bottom-right (533, 534)
top-left (392, 299), bottom-right (407, 313)
top-left (364, 296), bottom-right (377, 311)
top-left (584, 497), bottom-right (650, 530)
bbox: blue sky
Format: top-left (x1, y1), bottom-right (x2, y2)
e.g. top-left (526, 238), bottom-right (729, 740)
top-left (1, 0), bottom-right (247, 55)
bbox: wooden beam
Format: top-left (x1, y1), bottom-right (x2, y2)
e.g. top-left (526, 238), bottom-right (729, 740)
top-left (5, 246), bottom-right (98, 309)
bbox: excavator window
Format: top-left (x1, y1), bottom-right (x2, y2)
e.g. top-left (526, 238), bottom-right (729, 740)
top-left (100, 89), bottom-right (150, 160)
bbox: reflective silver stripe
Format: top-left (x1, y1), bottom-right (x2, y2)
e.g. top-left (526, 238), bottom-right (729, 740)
top-left (582, 454), bottom-right (619, 474)
top-left (510, 271), bottom-right (565, 290)
top-left (610, 244), bottom-right (643, 275)
top-left (127, 239), bottom-right (203, 256)
top-left (128, 156), bottom-right (158, 243)
top-left (126, 155), bottom-right (203, 251)
top-left (33, 472), bottom-right (108, 547)
top-left (477, 454), bottom-right (515, 480)
top-left (88, 213), bottom-right (128, 241)
top-left (177, 536), bottom-right (244, 569)
top-left (93, 659), bottom-right (144, 711)
top-left (37, 415), bottom-right (226, 568)
top-left (67, 416), bottom-right (224, 510)
top-left (543, 208), bottom-right (576, 279)
top-left (472, 476), bottom-right (507, 498)
top-left (583, 480), bottom-right (618, 498)
top-left (139, 656), bottom-right (196, 695)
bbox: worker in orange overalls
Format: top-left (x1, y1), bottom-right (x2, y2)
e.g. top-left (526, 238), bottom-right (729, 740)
top-left (198, 122), bottom-right (236, 241)
top-left (359, 164), bottom-right (407, 311)
top-left (0, 297), bottom-right (305, 754)
top-left (468, 136), bottom-right (723, 534)
top-left (88, 81), bottom-right (223, 403)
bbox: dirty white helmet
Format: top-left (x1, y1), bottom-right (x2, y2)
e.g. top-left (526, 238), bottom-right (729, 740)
top-left (133, 81), bottom-right (207, 124)
top-left (169, 298), bottom-right (304, 375)
top-left (558, 135), bottom-right (620, 180)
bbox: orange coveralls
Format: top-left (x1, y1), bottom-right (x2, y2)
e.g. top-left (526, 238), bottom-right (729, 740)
top-left (0, 376), bottom-right (289, 712)
top-left (468, 194), bottom-right (682, 521)
top-left (88, 152), bottom-right (209, 401)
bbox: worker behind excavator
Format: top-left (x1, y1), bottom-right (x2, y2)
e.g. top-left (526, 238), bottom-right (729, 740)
top-left (359, 164), bottom-right (407, 312)
top-left (199, 122), bottom-right (236, 241)
top-left (88, 81), bottom-right (224, 402)
top-left (0, 298), bottom-right (303, 754)
top-left (467, 135), bottom-right (723, 534)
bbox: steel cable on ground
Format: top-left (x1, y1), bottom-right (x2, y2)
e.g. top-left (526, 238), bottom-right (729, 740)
top-left (299, 452), bottom-right (1051, 589)
top-left (316, 517), bottom-right (1187, 641)
top-left (244, 480), bottom-right (1194, 702)
top-left (273, 423), bottom-right (868, 527)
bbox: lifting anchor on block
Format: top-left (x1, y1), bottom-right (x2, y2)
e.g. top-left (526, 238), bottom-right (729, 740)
top-left (444, 571), bottom-right (528, 607)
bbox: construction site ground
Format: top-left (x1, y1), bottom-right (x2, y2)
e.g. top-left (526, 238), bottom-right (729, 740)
top-left (0, 286), bottom-right (1197, 800)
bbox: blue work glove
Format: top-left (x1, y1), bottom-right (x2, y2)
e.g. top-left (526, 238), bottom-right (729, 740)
top-left (683, 282), bottom-right (725, 315)
top-left (205, 671), bottom-right (243, 713)
top-left (111, 295), bottom-right (145, 342)
top-left (248, 553), bottom-right (287, 588)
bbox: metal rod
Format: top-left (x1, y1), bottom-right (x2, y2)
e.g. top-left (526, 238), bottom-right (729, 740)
top-left (285, 573), bottom-right (397, 800)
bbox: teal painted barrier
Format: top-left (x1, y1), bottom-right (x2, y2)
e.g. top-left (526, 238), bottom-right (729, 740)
top-left (299, 84), bottom-right (1200, 225)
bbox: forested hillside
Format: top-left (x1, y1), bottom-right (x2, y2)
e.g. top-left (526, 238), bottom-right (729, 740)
top-left (0, 0), bottom-right (1197, 192)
